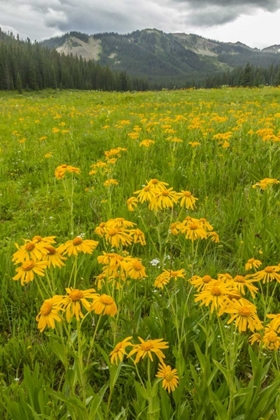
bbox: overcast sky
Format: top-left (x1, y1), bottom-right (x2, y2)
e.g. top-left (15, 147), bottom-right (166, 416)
top-left (1, 0), bottom-right (280, 49)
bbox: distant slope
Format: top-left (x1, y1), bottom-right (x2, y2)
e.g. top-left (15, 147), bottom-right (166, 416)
top-left (41, 29), bottom-right (280, 84)
top-left (0, 29), bottom-right (150, 92)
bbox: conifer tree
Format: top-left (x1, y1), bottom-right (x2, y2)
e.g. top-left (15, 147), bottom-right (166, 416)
top-left (16, 72), bottom-right (23, 93)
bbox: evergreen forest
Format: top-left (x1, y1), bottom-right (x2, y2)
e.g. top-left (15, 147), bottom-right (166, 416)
top-left (1, 29), bottom-right (280, 91)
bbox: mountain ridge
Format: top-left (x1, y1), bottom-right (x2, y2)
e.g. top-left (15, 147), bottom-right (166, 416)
top-left (40, 29), bottom-right (280, 84)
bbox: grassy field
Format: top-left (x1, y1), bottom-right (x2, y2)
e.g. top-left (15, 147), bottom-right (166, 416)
top-left (0, 87), bottom-right (280, 419)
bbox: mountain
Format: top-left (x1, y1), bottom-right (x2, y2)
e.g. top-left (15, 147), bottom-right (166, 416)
top-left (0, 29), bottom-right (150, 92)
top-left (41, 29), bottom-right (280, 84)
top-left (262, 44), bottom-right (280, 54)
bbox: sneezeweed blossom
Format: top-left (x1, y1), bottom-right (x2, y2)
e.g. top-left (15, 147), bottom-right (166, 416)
top-left (178, 190), bottom-right (198, 210)
top-left (104, 147), bottom-right (127, 159)
top-left (154, 272), bottom-right (171, 289)
top-left (126, 196), bottom-right (138, 212)
top-left (95, 161), bottom-right (107, 168)
top-left (60, 236), bottom-right (99, 257)
top-left (147, 178), bottom-right (169, 190)
top-left (140, 139), bottom-right (155, 148)
top-left (188, 141), bottom-right (201, 147)
top-left (123, 257), bottom-right (147, 280)
top-left (230, 275), bottom-right (259, 299)
top-left (104, 227), bottom-right (133, 248)
top-left (167, 136), bottom-right (183, 143)
top-left (62, 288), bottom-right (97, 322)
top-left (67, 166), bottom-right (80, 174)
top-left (12, 236), bottom-right (56, 264)
top-left (156, 363), bottom-right (179, 393)
top-left (106, 158), bottom-right (117, 165)
top-left (199, 218), bottom-right (214, 231)
top-left (208, 231), bottom-right (220, 243)
top-left (13, 240), bottom-right (46, 263)
top-left (127, 337), bottom-right (169, 364)
top-left (245, 258), bottom-right (262, 271)
top-left (249, 332), bottom-right (262, 346)
top-left (173, 216), bottom-right (218, 242)
top-left (90, 294), bottom-right (118, 316)
top-left (43, 245), bottom-right (66, 268)
top-left (263, 326), bottom-right (280, 350)
top-left (36, 296), bottom-right (64, 332)
top-left (222, 141), bottom-right (230, 148)
top-left (13, 259), bottom-right (49, 285)
top-left (128, 132), bottom-right (139, 140)
top-left (189, 274), bottom-right (215, 291)
top-left (176, 217), bottom-right (208, 241)
top-left (252, 178), bottom-right (280, 190)
top-left (94, 273), bottom-right (107, 290)
top-left (95, 218), bottom-right (145, 249)
top-left (169, 221), bottom-right (181, 235)
top-left (131, 228), bottom-right (146, 245)
top-left (154, 269), bottom-right (185, 289)
top-left (32, 235), bottom-right (56, 244)
top-left (54, 164), bottom-right (68, 179)
top-left (133, 179), bottom-right (169, 207)
top-left (194, 280), bottom-right (233, 312)
top-left (217, 272), bottom-right (233, 282)
top-left (97, 252), bottom-right (125, 277)
top-left (54, 164), bottom-right (81, 180)
top-left (250, 265), bottom-right (280, 283)
top-left (223, 299), bottom-right (263, 332)
top-left (150, 188), bottom-right (179, 211)
top-left (266, 314), bottom-right (280, 332)
top-left (97, 270), bottom-right (126, 290)
top-left (110, 336), bottom-right (133, 364)
top-left (104, 178), bottom-right (118, 187)
top-left (134, 185), bottom-right (157, 204)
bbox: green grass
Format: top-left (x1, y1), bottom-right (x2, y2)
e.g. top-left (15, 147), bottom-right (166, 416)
top-left (0, 87), bottom-right (280, 419)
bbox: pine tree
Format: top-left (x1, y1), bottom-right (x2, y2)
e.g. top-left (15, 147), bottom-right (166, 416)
top-left (16, 72), bottom-right (23, 93)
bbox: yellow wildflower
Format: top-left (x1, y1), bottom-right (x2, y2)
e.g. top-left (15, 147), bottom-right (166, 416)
top-left (156, 363), bottom-right (179, 393)
top-left (13, 260), bottom-right (49, 285)
top-left (90, 294), bottom-right (118, 316)
top-left (127, 337), bottom-right (169, 364)
top-left (36, 296), bottom-right (63, 332)
top-left (178, 190), bottom-right (198, 210)
top-left (110, 337), bottom-right (133, 364)
top-left (61, 236), bottom-right (99, 257)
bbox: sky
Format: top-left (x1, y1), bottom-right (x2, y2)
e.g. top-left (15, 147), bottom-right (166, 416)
top-left (0, 0), bottom-right (280, 50)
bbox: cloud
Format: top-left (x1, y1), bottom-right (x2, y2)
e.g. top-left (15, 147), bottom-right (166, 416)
top-left (1, 0), bottom-right (280, 47)
top-left (30, 0), bottom-right (179, 36)
top-left (173, 0), bottom-right (280, 26)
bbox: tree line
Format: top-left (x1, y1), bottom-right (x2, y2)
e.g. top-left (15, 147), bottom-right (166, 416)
top-left (1, 29), bottom-right (280, 92)
top-left (193, 63), bottom-right (280, 89)
top-left (0, 29), bottom-right (150, 92)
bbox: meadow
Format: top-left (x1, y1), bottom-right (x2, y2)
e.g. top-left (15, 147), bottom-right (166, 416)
top-left (0, 86), bottom-right (280, 419)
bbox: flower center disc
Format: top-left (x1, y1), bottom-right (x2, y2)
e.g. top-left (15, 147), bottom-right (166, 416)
top-left (100, 294), bottom-right (113, 305)
top-left (238, 307), bottom-right (252, 317)
top-left (69, 289), bottom-right (84, 301)
top-left (22, 260), bottom-right (35, 271)
top-left (41, 302), bottom-right (52, 316)
top-left (73, 237), bottom-right (83, 246)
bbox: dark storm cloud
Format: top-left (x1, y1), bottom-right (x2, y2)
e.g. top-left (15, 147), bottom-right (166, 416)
top-left (33, 0), bottom-right (280, 34)
top-left (33, 0), bottom-right (173, 36)
top-left (1, 0), bottom-right (280, 43)
top-left (174, 0), bottom-right (280, 8)
top-left (174, 0), bottom-right (280, 26)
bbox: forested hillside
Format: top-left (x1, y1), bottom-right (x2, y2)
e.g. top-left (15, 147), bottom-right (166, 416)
top-left (0, 29), bottom-right (150, 92)
top-left (41, 29), bottom-right (280, 88)
top-left (1, 28), bottom-right (280, 91)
